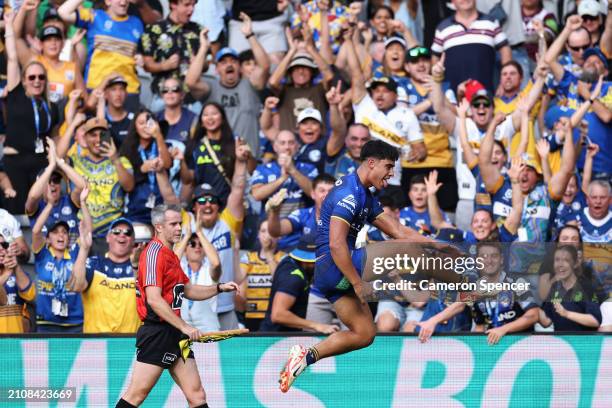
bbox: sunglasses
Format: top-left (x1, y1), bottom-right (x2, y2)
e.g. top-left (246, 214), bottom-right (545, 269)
top-left (161, 86), bottom-right (182, 94)
top-left (196, 196), bottom-right (219, 205)
top-left (0, 242), bottom-right (9, 249)
top-left (471, 100), bottom-right (491, 109)
top-left (408, 46), bottom-right (430, 59)
top-left (567, 44), bottom-right (589, 52)
top-left (110, 228), bottom-right (133, 237)
top-left (27, 74), bottom-right (47, 82)
top-left (582, 15), bottom-right (599, 22)
top-left (49, 176), bottom-right (62, 184)
top-left (188, 240), bottom-right (202, 248)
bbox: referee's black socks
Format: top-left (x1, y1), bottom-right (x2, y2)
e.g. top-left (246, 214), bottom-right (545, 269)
top-left (115, 398), bottom-right (137, 408)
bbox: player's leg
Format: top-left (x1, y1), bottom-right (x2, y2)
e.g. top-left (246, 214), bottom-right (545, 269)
top-left (169, 357), bottom-right (208, 407)
top-left (118, 361), bottom-right (164, 407)
top-left (279, 293), bottom-right (376, 392)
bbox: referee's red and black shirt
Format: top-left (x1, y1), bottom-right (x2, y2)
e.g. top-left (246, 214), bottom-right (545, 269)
top-left (136, 238), bottom-right (190, 322)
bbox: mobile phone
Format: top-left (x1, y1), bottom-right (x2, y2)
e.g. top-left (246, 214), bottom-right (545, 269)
top-left (100, 130), bottom-right (112, 146)
top-left (146, 113), bottom-right (154, 129)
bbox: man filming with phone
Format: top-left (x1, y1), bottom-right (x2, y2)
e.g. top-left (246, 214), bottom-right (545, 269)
top-left (68, 117), bottom-right (135, 255)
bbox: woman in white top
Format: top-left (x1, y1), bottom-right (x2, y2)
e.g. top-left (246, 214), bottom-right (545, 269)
top-left (174, 213), bottom-right (222, 332)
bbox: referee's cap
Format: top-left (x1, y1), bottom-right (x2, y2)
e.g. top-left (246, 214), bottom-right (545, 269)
top-left (289, 234), bottom-right (317, 263)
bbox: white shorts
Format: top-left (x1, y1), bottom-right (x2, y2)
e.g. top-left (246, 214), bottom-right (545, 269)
top-left (375, 300), bottom-right (423, 328)
top-left (600, 301), bottom-right (612, 328)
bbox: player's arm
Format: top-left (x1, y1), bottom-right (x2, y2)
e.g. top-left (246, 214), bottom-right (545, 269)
top-left (416, 302), bottom-right (466, 342)
top-left (184, 282), bottom-right (238, 302)
top-left (372, 213), bottom-right (433, 243)
top-left (270, 292), bottom-right (339, 333)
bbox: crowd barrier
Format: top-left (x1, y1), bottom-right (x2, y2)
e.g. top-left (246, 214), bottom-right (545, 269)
top-left (1, 333), bottom-right (610, 407)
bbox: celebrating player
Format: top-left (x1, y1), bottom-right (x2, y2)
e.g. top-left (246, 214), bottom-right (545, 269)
top-left (279, 140), bottom-right (462, 392)
top-left (116, 204), bottom-right (238, 408)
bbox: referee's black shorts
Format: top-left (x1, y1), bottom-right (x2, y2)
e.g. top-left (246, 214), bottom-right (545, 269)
top-left (136, 322), bottom-right (194, 369)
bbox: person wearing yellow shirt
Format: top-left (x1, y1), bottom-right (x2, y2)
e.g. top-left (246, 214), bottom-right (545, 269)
top-left (13, 0), bottom-right (85, 103)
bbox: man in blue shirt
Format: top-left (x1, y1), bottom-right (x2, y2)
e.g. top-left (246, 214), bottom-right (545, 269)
top-left (279, 140), bottom-right (454, 393)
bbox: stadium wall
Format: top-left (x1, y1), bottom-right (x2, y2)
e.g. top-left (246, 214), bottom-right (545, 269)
top-left (1, 334), bottom-right (610, 407)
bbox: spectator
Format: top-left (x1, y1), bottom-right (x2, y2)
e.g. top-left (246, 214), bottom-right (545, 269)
top-left (268, 24), bottom-right (334, 133)
top-left (545, 16), bottom-right (591, 79)
top-left (0, 233), bottom-right (35, 333)
top-left (290, 0), bottom-right (349, 56)
top-left (174, 213), bottom-right (222, 332)
top-left (366, 193), bottom-right (405, 242)
top-left (25, 138), bottom-right (86, 246)
top-left (431, 0), bottom-right (511, 92)
top-left (259, 234), bottom-right (339, 333)
top-left (345, 29), bottom-right (425, 189)
top-left (186, 14), bottom-right (270, 154)
top-left (68, 118), bottom-right (134, 252)
top-left (14, 0), bottom-right (85, 104)
top-left (570, 180), bottom-right (612, 243)
top-left (140, 0), bottom-right (200, 112)
top-left (156, 77), bottom-right (197, 143)
top-left (521, 0), bottom-right (559, 66)
top-left (251, 130), bottom-right (318, 217)
top-left (58, 0), bottom-right (144, 111)
top-left (367, 5), bottom-right (401, 63)
top-left (31, 186), bottom-right (91, 333)
top-left (578, 0), bottom-right (605, 47)
top-left (0, 208), bottom-right (30, 262)
top-left (182, 102), bottom-right (255, 206)
top-left (119, 110), bottom-right (172, 225)
top-left (238, 220), bottom-right (284, 332)
top-left (189, 147), bottom-right (248, 330)
top-left (399, 174), bottom-right (450, 235)
top-left (87, 74), bottom-right (134, 147)
top-left (325, 123), bottom-right (371, 179)
top-left (3, 11), bottom-right (61, 215)
top-left (472, 242), bottom-right (540, 345)
top-left (229, 0), bottom-right (289, 65)
top-left (266, 173), bottom-right (335, 250)
top-left (372, 35), bottom-right (416, 90)
top-left (540, 245), bottom-right (602, 331)
top-left (403, 45), bottom-right (458, 212)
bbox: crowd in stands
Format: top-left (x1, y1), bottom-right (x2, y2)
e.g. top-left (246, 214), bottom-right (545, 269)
top-left (0, 0), bottom-right (610, 342)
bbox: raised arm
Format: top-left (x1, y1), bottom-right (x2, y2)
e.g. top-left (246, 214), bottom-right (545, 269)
top-left (68, 187), bottom-right (93, 293)
top-left (260, 97), bottom-right (280, 141)
top-left (544, 15), bottom-right (583, 82)
top-left (225, 141), bottom-right (249, 221)
top-left (509, 63), bottom-right (548, 131)
top-left (100, 138), bottom-right (135, 192)
top-left (535, 139), bottom-right (551, 183)
top-left (346, 27), bottom-right (367, 104)
top-left (57, 0), bottom-right (82, 25)
top-left (31, 201), bottom-right (54, 252)
top-left (240, 13), bottom-right (270, 90)
top-left (582, 143), bottom-right (599, 193)
top-left (428, 54), bottom-right (456, 134)
top-left (13, 0), bottom-right (38, 66)
top-left (576, 75), bottom-right (610, 124)
top-left (326, 81), bottom-right (347, 157)
top-left (25, 142), bottom-right (57, 215)
top-left (4, 12), bottom-right (21, 93)
top-left (456, 99), bottom-right (477, 165)
top-left (184, 29), bottom-right (211, 100)
top-left (303, 24), bottom-right (334, 89)
top-left (268, 28), bottom-right (298, 93)
top-left (479, 113), bottom-right (507, 192)
top-left (318, 0), bottom-right (334, 64)
top-left (425, 170), bottom-right (453, 230)
top-left (194, 213), bottom-right (221, 281)
top-left (503, 157), bottom-right (525, 235)
top-left (548, 118), bottom-right (577, 200)
top-left (601, 2), bottom-right (612, 54)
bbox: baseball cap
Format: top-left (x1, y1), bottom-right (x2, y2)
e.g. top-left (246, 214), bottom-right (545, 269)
top-left (105, 75), bottom-right (128, 89)
top-left (583, 47), bottom-right (609, 69)
top-left (108, 217), bottom-right (134, 234)
top-left (544, 105), bottom-right (573, 130)
top-left (297, 107), bottom-right (322, 124)
top-left (435, 228), bottom-right (466, 244)
top-left (384, 36), bottom-right (407, 49)
top-left (521, 153), bottom-right (542, 175)
top-left (215, 47), bottom-right (239, 62)
top-left (45, 219), bottom-right (70, 234)
top-left (578, 0), bottom-right (601, 17)
top-left (406, 46), bottom-right (431, 62)
top-left (43, 8), bottom-right (61, 23)
top-left (39, 26), bottom-right (63, 40)
top-left (366, 75), bottom-right (398, 93)
top-left (464, 79), bottom-right (491, 104)
top-left (82, 117), bottom-right (109, 134)
top-left (194, 183), bottom-right (219, 200)
top-left (289, 234), bottom-right (317, 263)
top-left (288, 52), bottom-right (318, 70)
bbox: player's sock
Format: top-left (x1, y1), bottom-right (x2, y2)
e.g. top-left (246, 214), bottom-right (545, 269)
top-left (115, 398), bottom-right (136, 408)
top-left (305, 346), bottom-right (320, 366)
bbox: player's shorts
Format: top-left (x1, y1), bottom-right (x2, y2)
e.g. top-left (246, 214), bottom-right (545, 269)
top-left (136, 322), bottom-right (194, 369)
top-left (313, 248), bottom-right (365, 303)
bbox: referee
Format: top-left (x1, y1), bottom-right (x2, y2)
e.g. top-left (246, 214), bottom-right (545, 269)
top-left (117, 204), bottom-right (238, 408)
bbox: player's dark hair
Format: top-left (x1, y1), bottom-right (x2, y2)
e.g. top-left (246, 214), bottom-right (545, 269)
top-left (359, 140), bottom-right (399, 162)
top-left (409, 174), bottom-right (426, 189)
top-left (313, 173), bottom-right (336, 189)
